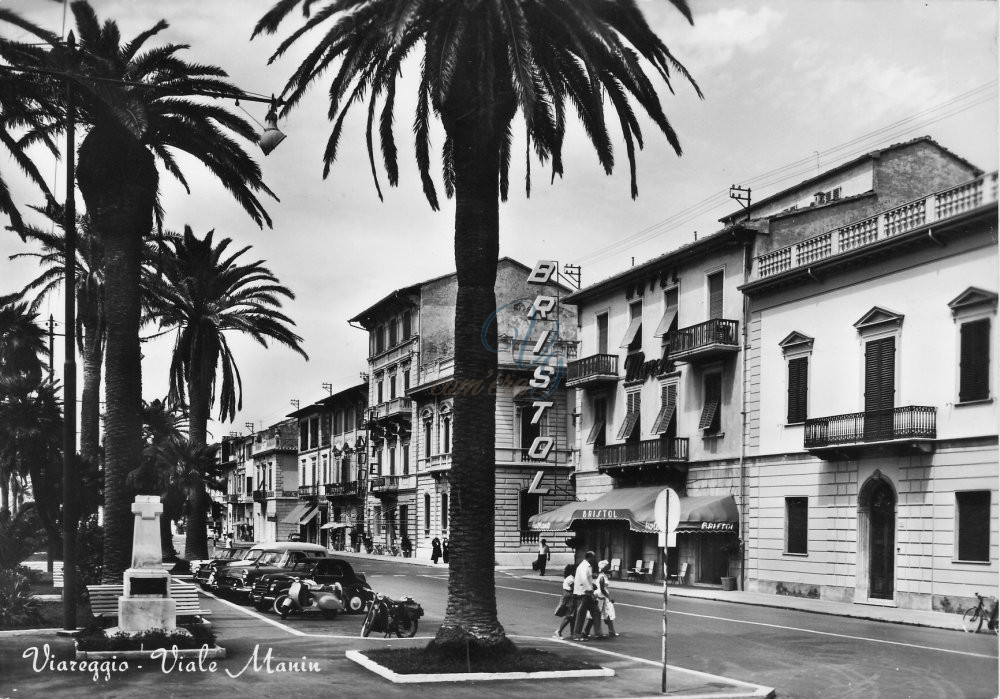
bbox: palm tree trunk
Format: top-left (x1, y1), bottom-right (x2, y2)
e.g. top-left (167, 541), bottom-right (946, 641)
top-left (77, 125), bottom-right (157, 582)
top-left (183, 352), bottom-right (213, 560)
top-left (185, 484), bottom-right (210, 560)
top-left (79, 310), bottom-right (103, 466)
top-left (428, 111), bottom-right (512, 655)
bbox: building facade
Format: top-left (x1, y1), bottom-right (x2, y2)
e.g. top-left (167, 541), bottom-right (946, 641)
top-left (740, 152), bottom-right (997, 611)
top-left (350, 258), bottom-right (579, 564)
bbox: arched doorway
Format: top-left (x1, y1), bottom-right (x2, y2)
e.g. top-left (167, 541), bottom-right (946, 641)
top-left (858, 475), bottom-right (896, 601)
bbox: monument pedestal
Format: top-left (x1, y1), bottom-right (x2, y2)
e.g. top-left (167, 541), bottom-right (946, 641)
top-left (118, 496), bottom-right (177, 633)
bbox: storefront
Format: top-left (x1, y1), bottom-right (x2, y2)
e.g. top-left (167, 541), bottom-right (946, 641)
top-left (528, 486), bottom-right (739, 585)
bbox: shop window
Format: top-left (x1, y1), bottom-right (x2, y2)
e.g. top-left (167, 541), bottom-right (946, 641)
top-left (699, 372), bottom-right (722, 434)
top-left (586, 397), bottom-right (607, 447)
top-left (519, 491), bottom-right (541, 530)
top-left (785, 497), bottom-right (808, 555)
top-left (956, 491), bottom-right (990, 562)
top-left (616, 390), bottom-right (641, 441)
top-left (959, 318), bottom-right (991, 402)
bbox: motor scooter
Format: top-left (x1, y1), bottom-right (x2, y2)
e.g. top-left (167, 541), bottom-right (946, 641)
top-left (274, 577), bottom-right (346, 619)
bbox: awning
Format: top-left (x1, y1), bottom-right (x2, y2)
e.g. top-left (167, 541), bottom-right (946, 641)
top-left (320, 522), bottom-right (351, 531)
top-left (281, 504), bottom-right (310, 524)
top-left (299, 506), bottom-right (320, 524)
top-left (528, 486), bottom-right (738, 535)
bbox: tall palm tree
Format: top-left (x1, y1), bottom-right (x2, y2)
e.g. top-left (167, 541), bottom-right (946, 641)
top-left (8, 1), bottom-right (276, 581)
top-left (144, 226), bottom-right (306, 558)
top-left (11, 207), bottom-right (105, 465)
top-left (255, 0), bottom-right (699, 653)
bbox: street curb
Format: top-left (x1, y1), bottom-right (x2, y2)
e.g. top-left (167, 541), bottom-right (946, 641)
top-left (0, 627), bottom-right (63, 637)
top-left (344, 649), bottom-right (615, 683)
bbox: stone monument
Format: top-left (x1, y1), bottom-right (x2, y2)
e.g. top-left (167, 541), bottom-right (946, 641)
top-left (118, 495), bottom-right (176, 633)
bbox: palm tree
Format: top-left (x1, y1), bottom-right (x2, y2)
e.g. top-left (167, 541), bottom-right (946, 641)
top-left (8, 1), bottom-right (276, 581)
top-left (144, 226), bottom-right (306, 558)
top-left (11, 207), bottom-right (105, 465)
top-left (255, 0), bottom-right (699, 653)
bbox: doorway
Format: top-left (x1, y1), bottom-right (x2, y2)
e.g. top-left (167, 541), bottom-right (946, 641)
top-left (868, 480), bottom-right (896, 599)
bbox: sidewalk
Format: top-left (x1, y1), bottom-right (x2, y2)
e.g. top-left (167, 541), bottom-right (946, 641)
top-left (329, 549), bottom-right (967, 632)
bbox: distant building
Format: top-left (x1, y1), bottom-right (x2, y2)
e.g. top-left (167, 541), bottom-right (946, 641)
top-left (286, 384), bottom-right (367, 549)
top-left (349, 257), bottom-right (579, 564)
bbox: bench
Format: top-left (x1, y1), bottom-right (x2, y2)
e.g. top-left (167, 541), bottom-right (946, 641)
top-left (86, 581), bottom-right (211, 626)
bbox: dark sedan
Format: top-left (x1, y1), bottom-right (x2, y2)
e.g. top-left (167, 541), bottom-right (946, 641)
top-left (251, 557), bottom-right (373, 614)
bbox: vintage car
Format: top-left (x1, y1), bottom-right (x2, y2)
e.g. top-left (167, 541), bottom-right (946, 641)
top-left (250, 557), bottom-right (373, 613)
top-left (214, 542), bottom-right (328, 601)
top-left (193, 545), bottom-right (259, 589)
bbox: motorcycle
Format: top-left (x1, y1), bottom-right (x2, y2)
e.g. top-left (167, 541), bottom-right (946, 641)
top-left (359, 592), bottom-right (423, 638)
top-left (274, 577), bottom-right (346, 619)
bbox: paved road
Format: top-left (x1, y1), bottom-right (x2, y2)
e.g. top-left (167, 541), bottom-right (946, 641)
top-left (264, 558), bottom-right (998, 698)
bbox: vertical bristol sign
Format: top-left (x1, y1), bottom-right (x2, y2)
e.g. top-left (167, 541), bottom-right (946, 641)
top-left (521, 259), bottom-right (580, 462)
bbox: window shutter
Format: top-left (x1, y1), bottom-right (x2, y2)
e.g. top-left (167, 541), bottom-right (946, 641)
top-left (698, 399), bottom-right (719, 430)
top-left (652, 384), bottom-right (678, 434)
top-left (864, 337), bottom-right (895, 413)
top-left (959, 319), bottom-right (990, 402)
top-left (787, 357), bottom-right (808, 423)
top-left (616, 392), bottom-right (641, 440)
top-left (957, 491), bottom-right (990, 562)
top-left (708, 272), bottom-right (724, 320)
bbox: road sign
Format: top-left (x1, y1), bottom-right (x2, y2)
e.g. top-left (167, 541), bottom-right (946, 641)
top-left (654, 487), bottom-right (680, 548)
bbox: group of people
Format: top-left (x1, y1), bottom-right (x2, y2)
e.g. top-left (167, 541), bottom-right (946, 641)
top-left (553, 550), bottom-right (619, 641)
top-left (430, 536), bottom-right (449, 564)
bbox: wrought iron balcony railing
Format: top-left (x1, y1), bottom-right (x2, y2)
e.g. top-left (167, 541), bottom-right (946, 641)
top-left (804, 406), bottom-right (936, 449)
top-left (566, 354), bottom-right (619, 387)
top-left (324, 481), bottom-right (362, 497)
top-left (370, 475), bottom-right (400, 493)
top-left (298, 485), bottom-right (319, 500)
top-left (666, 319), bottom-right (739, 361)
top-left (596, 438), bottom-right (689, 469)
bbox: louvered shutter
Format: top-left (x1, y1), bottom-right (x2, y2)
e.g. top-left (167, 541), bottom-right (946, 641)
top-left (652, 384), bottom-right (678, 434)
top-left (786, 357), bottom-right (808, 423)
top-left (708, 272), bottom-right (724, 320)
top-left (864, 337), bottom-right (895, 413)
top-left (616, 392), bottom-right (641, 440)
top-left (959, 319), bottom-right (990, 402)
top-left (957, 491), bottom-right (991, 562)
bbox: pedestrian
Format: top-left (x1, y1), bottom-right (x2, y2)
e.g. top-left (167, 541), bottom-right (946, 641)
top-left (400, 535), bottom-right (412, 557)
top-left (552, 563), bottom-right (578, 639)
top-left (572, 551), bottom-right (603, 641)
top-left (431, 536), bottom-right (442, 564)
top-left (535, 538), bottom-right (551, 576)
top-left (585, 560), bottom-right (619, 638)
top-left (442, 538), bottom-right (450, 563)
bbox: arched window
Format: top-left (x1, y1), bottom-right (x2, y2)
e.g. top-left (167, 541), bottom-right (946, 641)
top-left (423, 493), bottom-right (431, 534)
top-left (441, 493), bottom-right (449, 531)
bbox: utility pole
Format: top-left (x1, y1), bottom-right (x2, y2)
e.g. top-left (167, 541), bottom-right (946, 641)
top-left (48, 315), bottom-right (54, 379)
top-left (729, 185), bottom-right (752, 222)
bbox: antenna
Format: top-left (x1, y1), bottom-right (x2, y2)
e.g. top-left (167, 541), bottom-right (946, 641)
top-left (322, 382), bottom-right (333, 395)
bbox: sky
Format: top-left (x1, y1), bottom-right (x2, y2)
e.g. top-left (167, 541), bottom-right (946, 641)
top-left (1, 0), bottom-right (997, 443)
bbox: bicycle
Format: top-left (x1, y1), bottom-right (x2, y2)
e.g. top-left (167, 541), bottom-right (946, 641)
top-left (962, 592), bottom-right (998, 634)
top-left (359, 592), bottom-right (423, 638)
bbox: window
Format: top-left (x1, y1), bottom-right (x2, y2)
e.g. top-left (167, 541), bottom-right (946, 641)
top-left (399, 505), bottom-right (409, 539)
top-left (423, 493), bottom-right (431, 534)
top-left (388, 444), bottom-right (396, 476)
top-left (402, 441), bottom-right (410, 475)
top-left (333, 410), bottom-right (342, 434)
top-left (310, 457), bottom-right (317, 486)
top-left (787, 356), bottom-right (809, 423)
top-left (375, 325), bottom-right (385, 354)
top-left (441, 416), bottom-right (451, 453)
top-left (621, 300), bottom-right (643, 351)
top-left (299, 422), bottom-right (308, 450)
top-left (389, 318), bottom-right (398, 347)
top-left (389, 372), bottom-right (397, 400)
top-left (441, 493), bottom-right (449, 531)
top-left (402, 311), bottom-right (412, 340)
top-left (321, 414), bottom-right (331, 446)
top-left (341, 456), bottom-right (350, 483)
top-left (519, 401), bottom-right (541, 450)
top-left (707, 271), bottom-right (724, 320)
top-left (699, 372), bottom-right (722, 433)
top-left (321, 454), bottom-right (329, 484)
top-left (654, 287), bottom-right (679, 339)
top-left (957, 491), bottom-right (990, 562)
top-left (376, 378), bottom-right (384, 404)
top-left (586, 397), bottom-right (607, 446)
top-left (652, 383), bottom-right (678, 434)
top-left (309, 419), bottom-right (319, 449)
top-left (596, 312), bottom-right (609, 354)
top-left (959, 319), bottom-right (990, 402)
top-left (519, 491), bottom-right (542, 530)
top-left (423, 418), bottom-right (433, 458)
top-left (617, 390), bottom-right (641, 440)
top-left (786, 497), bottom-right (808, 554)
top-left (403, 369), bottom-right (411, 392)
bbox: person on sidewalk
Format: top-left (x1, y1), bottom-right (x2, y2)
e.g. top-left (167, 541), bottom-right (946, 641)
top-left (572, 551), bottom-right (603, 641)
top-left (431, 537), bottom-right (442, 564)
top-left (535, 539), bottom-right (551, 576)
top-left (442, 538), bottom-right (449, 563)
top-left (585, 560), bottom-right (619, 638)
top-left (553, 563), bottom-right (578, 639)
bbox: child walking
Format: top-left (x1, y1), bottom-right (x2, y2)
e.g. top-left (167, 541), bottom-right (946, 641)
top-left (553, 563), bottom-right (577, 639)
top-left (585, 560), bottom-right (620, 638)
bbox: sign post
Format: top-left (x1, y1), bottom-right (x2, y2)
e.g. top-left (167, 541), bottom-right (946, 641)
top-left (654, 487), bottom-right (680, 694)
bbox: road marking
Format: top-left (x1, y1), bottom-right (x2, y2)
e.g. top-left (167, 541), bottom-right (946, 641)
top-left (496, 584), bottom-right (996, 661)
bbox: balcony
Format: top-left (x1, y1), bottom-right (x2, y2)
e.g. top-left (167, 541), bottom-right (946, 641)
top-left (750, 172), bottom-right (998, 283)
top-left (366, 397), bottom-right (413, 425)
top-left (495, 447), bottom-right (574, 466)
top-left (566, 354), bottom-right (619, 388)
top-left (666, 319), bottom-right (740, 363)
top-left (298, 485), bottom-right (319, 501)
top-left (251, 437), bottom-right (296, 455)
top-left (225, 494), bottom-right (239, 504)
top-left (804, 406), bottom-right (936, 458)
top-left (596, 438), bottom-right (689, 476)
top-left (370, 474), bottom-right (416, 494)
top-left (325, 481), bottom-right (363, 497)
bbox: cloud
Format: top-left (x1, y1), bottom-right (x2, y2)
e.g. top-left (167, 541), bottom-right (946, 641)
top-left (670, 6), bottom-right (785, 68)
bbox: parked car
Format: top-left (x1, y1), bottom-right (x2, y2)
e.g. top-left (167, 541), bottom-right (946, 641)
top-left (215, 542), bottom-right (327, 601)
top-left (251, 557), bottom-right (373, 613)
top-left (193, 545), bottom-right (259, 590)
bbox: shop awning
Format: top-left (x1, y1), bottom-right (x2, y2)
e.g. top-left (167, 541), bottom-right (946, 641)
top-left (281, 504), bottom-right (310, 524)
top-left (320, 522), bottom-right (351, 530)
top-left (528, 486), bottom-right (738, 535)
top-left (299, 506), bottom-right (320, 524)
